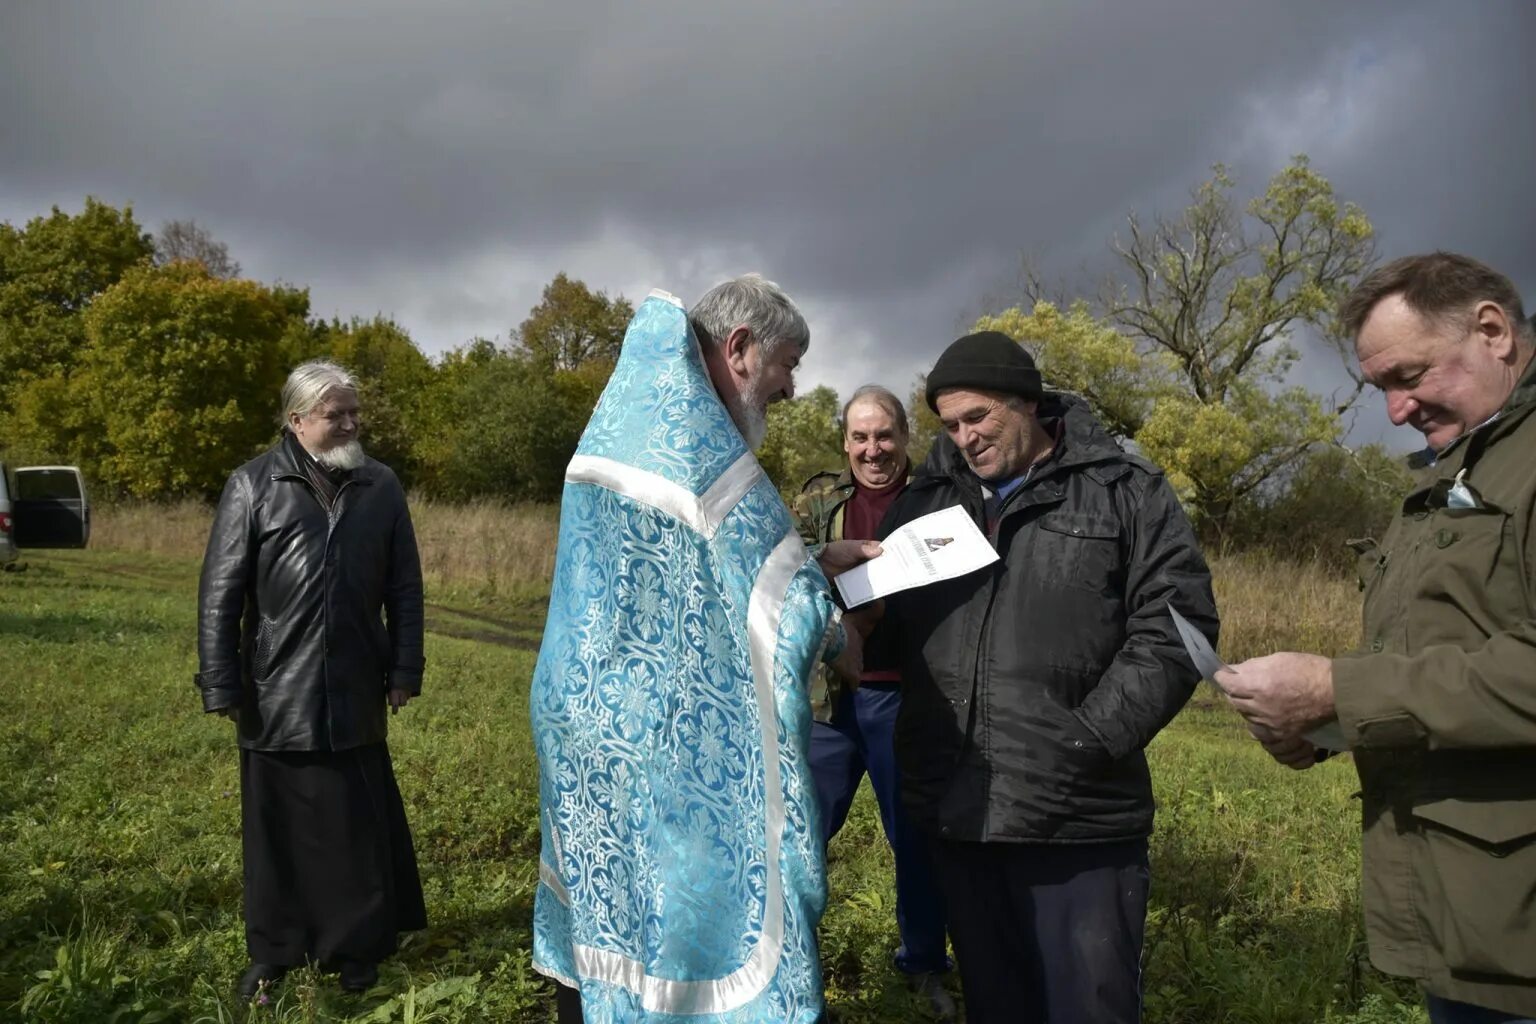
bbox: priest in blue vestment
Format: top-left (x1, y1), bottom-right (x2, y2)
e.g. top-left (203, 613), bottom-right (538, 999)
top-left (531, 275), bottom-right (875, 1023)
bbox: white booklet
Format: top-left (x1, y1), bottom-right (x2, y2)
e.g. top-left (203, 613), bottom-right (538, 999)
top-left (834, 505), bottom-right (999, 608)
top-left (1168, 606), bottom-right (1346, 752)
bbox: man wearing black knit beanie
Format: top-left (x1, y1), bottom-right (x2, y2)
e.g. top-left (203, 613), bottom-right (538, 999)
top-left (879, 330), bottom-right (1219, 1024)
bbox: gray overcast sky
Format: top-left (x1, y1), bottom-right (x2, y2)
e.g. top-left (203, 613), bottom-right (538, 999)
top-left (3, 0), bottom-right (1533, 450)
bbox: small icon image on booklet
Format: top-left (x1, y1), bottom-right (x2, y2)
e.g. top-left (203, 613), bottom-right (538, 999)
top-left (834, 506), bottom-right (999, 608)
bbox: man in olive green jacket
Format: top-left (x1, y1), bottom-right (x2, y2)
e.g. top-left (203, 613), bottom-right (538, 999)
top-left (1219, 253), bottom-right (1536, 1023)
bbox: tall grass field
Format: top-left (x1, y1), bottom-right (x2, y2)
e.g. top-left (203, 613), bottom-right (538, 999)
top-left (0, 503), bottom-right (1427, 1023)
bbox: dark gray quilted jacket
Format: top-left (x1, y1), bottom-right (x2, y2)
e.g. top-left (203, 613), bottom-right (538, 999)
top-left (883, 393), bottom-right (1217, 843)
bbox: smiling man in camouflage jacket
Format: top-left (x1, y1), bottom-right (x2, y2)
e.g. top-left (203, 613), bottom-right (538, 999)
top-left (1221, 253), bottom-right (1536, 1023)
top-left (793, 385), bottom-right (955, 1020)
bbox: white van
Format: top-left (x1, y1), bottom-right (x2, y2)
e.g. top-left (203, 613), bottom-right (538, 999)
top-left (0, 463), bottom-right (91, 568)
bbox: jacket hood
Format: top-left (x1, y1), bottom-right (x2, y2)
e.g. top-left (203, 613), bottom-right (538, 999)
top-left (1503, 349), bottom-right (1536, 414)
top-left (917, 391), bottom-right (1126, 484)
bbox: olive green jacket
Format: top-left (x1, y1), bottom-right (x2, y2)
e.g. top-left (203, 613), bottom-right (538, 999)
top-left (1333, 357), bottom-right (1536, 1015)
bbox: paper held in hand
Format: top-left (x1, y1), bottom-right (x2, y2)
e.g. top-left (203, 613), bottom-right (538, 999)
top-left (834, 505), bottom-right (999, 608)
top-left (1168, 606), bottom-right (1347, 752)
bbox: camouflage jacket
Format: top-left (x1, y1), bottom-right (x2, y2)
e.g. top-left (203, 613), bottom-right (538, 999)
top-left (793, 468), bottom-right (907, 722)
top-left (793, 469), bottom-right (858, 548)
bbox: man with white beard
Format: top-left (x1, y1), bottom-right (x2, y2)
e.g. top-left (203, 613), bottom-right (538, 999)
top-left (197, 360), bottom-right (427, 1001)
top-left (689, 275), bottom-right (805, 451)
top-left (533, 277), bottom-right (877, 1023)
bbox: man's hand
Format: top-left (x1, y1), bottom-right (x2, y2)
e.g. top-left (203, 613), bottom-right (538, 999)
top-left (843, 600), bottom-right (885, 639)
top-left (1216, 652), bottom-right (1336, 741)
top-left (389, 688), bottom-right (412, 715)
top-left (213, 706), bottom-right (238, 721)
top-left (817, 539), bottom-right (882, 580)
top-left (1246, 720), bottom-right (1318, 770)
top-left (830, 601), bottom-right (884, 690)
top-left (830, 622), bottom-right (864, 685)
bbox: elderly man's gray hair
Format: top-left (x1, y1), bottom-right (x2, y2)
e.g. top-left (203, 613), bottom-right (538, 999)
top-left (280, 360), bottom-right (359, 430)
top-left (689, 273), bottom-right (810, 356)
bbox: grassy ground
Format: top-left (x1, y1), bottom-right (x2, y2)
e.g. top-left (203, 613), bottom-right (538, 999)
top-left (0, 507), bottom-right (1428, 1022)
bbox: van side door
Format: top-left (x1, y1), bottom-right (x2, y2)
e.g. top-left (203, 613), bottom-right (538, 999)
top-left (13, 467), bottom-right (91, 548)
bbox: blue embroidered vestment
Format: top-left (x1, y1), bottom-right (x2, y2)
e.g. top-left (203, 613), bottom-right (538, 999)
top-left (531, 290), bottom-right (840, 1022)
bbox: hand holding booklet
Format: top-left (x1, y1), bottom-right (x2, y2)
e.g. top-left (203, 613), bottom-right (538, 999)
top-left (834, 505), bottom-right (999, 608)
top-left (1168, 606), bottom-right (1346, 752)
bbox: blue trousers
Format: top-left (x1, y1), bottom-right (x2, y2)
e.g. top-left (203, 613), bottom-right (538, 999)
top-left (809, 683), bottom-right (950, 975)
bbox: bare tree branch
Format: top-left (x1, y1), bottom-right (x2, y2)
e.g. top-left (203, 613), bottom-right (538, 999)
top-left (154, 219), bottom-right (241, 279)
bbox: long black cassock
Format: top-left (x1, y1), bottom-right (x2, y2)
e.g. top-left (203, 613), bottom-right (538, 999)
top-left (241, 744), bottom-right (425, 966)
top-left (198, 432), bottom-right (427, 968)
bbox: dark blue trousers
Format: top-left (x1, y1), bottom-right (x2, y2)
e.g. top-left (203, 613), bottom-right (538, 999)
top-left (1427, 995), bottom-right (1536, 1024)
top-left (931, 838), bottom-right (1149, 1024)
top-left (809, 683), bottom-right (950, 975)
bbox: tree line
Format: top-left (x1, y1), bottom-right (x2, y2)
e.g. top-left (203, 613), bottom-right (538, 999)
top-left (0, 201), bottom-right (631, 504)
top-left (0, 158), bottom-right (1409, 571)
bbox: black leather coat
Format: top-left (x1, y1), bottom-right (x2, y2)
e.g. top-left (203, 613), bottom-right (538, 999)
top-left (883, 394), bottom-right (1218, 843)
top-left (196, 437), bottom-right (425, 751)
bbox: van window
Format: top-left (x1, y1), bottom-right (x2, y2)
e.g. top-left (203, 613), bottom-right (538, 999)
top-left (16, 469), bottom-right (84, 501)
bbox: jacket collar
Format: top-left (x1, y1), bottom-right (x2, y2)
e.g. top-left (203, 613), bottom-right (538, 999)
top-left (917, 391), bottom-right (1127, 488)
top-left (269, 433), bottom-right (376, 485)
top-left (836, 463), bottom-right (912, 493)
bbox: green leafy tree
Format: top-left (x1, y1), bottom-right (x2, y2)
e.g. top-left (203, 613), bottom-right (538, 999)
top-left (974, 300), bottom-right (1179, 438)
top-left (410, 338), bottom-right (500, 495)
top-left (905, 377), bottom-right (942, 467)
top-left (414, 345), bottom-right (595, 502)
top-left (72, 261), bottom-right (309, 498)
top-left (414, 273), bottom-right (631, 501)
top-left (975, 158), bottom-right (1376, 541)
top-left (4, 372), bottom-right (99, 469)
top-left (0, 198), bottom-right (154, 416)
top-left (301, 316), bottom-right (435, 485)
top-left (757, 385), bottom-right (844, 496)
top-left (1230, 442), bottom-right (1412, 573)
top-left (514, 272), bottom-right (634, 373)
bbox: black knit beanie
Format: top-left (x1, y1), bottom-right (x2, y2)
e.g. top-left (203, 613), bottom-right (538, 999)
top-left (924, 331), bottom-right (1042, 411)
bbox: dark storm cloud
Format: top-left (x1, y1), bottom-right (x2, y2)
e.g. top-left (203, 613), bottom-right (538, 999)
top-left (2, 0), bottom-right (1532, 445)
